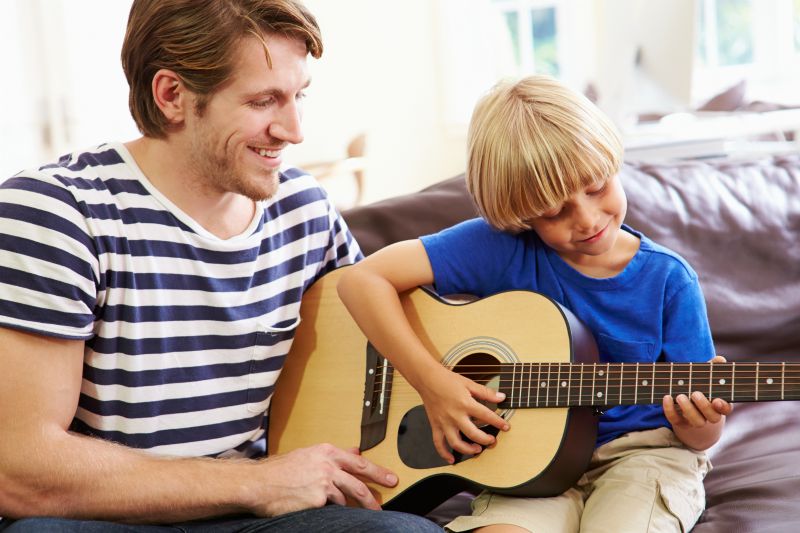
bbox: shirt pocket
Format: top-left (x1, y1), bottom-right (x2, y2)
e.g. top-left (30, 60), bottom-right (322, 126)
top-left (597, 333), bottom-right (655, 363)
top-left (246, 316), bottom-right (302, 413)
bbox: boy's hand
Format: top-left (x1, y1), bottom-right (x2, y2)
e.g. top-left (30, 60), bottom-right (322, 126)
top-left (418, 365), bottom-right (509, 464)
top-left (662, 355), bottom-right (733, 442)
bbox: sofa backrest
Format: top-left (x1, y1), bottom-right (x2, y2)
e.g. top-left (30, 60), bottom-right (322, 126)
top-left (342, 154), bottom-right (800, 360)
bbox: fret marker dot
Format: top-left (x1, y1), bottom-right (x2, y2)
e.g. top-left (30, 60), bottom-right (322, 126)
top-left (540, 382), bottom-right (547, 388)
top-left (598, 370), bottom-right (605, 377)
top-left (767, 378), bottom-right (774, 385)
top-left (678, 379), bottom-right (684, 386)
top-left (561, 381), bottom-right (567, 387)
top-left (365, 401), bottom-right (371, 407)
top-left (368, 369), bottom-right (374, 375)
top-left (719, 378), bottom-right (726, 385)
top-left (642, 380), bottom-right (648, 386)
top-left (597, 392), bottom-right (603, 398)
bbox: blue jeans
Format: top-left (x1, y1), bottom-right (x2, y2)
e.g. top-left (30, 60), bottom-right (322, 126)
top-left (0, 506), bottom-right (442, 532)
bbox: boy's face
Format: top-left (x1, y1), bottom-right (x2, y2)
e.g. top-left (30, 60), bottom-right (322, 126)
top-left (527, 173), bottom-right (629, 267)
top-left (182, 34), bottom-right (310, 201)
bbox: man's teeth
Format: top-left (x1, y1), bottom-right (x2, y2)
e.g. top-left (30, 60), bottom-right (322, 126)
top-left (255, 148), bottom-right (279, 157)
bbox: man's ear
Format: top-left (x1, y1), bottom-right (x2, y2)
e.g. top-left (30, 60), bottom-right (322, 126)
top-left (152, 69), bottom-right (189, 126)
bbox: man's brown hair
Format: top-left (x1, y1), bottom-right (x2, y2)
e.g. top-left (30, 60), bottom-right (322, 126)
top-left (121, 0), bottom-right (322, 138)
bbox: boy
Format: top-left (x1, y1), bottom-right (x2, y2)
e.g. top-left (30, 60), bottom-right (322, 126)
top-left (337, 75), bottom-right (731, 532)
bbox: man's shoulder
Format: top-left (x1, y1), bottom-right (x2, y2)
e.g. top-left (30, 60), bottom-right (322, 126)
top-left (10, 143), bottom-right (141, 196)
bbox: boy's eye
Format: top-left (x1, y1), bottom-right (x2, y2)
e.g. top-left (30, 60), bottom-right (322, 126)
top-left (541, 209), bottom-right (562, 220)
top-left (587, 181), bottom-right (608, 195)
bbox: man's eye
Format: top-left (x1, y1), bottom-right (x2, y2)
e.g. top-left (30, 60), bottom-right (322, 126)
top-left (250, 98), bottom-right (274, 109)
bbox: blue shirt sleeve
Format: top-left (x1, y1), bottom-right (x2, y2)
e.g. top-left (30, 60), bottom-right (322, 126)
top-left (419, 218), bottom-right (535, 297)
top-left (662, 278), bottom-right (715, 363)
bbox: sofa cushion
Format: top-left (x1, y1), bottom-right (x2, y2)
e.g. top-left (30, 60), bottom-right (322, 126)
top-left (622, 155), bottom-right (800, 359)
top-left (343, 154), bottom-right (800, 360)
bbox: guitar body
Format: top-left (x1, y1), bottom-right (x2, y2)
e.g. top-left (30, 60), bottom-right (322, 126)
top-left (268, 268), bottom-right (599, 515)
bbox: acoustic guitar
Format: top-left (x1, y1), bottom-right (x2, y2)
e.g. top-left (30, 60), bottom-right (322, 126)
top-left (268, 268), bottom-right (797, 515)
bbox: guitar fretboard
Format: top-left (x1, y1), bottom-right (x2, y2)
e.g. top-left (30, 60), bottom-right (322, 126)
top-left (497, 362), bottom-right (799, 408)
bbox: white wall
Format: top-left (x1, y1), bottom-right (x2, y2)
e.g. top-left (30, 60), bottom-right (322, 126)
top-left (2, 1), bottom-right (795, 204)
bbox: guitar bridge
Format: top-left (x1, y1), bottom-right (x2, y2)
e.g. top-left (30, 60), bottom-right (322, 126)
top-left (360, 343), bottom-right (393, 451)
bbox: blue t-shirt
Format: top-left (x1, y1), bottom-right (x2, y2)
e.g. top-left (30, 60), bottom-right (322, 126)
top-left (420, 217), bottom-right (714, 446)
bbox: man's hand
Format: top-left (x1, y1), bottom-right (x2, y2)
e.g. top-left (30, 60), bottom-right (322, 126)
top-left (418, 365), bottom-right (509, 464)
top-left (253, 444), bottom-right (399, 516)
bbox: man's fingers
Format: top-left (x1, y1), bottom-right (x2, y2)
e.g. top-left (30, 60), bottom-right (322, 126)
top-left (330, 470), bottom-right (381, 510)
top-left (335, 447), bottom-right (398, 488)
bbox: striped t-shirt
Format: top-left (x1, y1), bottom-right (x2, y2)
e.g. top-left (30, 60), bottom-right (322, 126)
top-left (0, 142), bottom-right (361, 458)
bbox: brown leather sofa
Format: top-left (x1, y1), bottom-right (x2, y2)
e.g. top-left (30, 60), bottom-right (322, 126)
top-left (341, 153), bottom-right (800, 531)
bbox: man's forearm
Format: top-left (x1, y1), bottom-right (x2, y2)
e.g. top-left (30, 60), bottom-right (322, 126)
top-left (1, 427), bottom-right (255, 523)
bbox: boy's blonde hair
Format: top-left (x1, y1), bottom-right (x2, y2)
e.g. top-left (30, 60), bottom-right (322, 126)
top-left (466, 75), bottom-right (623, 232)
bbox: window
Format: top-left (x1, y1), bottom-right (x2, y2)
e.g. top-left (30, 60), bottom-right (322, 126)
top-left (493, 0), bottom-right (561, 76)
top-left (693, 0), bottom-right (800, 105)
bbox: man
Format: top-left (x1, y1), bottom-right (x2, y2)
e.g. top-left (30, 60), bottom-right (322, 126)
top-left (0, 1), bottom-right (440, 531)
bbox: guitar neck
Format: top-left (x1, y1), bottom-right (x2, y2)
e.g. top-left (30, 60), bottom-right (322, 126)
top-left (497, 362), bottom-right (800, 408)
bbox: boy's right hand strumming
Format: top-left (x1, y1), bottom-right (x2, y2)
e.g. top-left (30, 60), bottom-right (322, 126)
top-left (415, 363), bottom-right (509, 464)
top-left (337, 239), bottom-right (511, 465)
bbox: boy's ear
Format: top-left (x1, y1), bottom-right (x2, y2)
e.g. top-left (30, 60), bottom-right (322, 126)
top-left (151, 69), bottom-right (189, 125)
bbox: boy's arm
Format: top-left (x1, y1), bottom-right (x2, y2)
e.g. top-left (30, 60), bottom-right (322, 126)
top-left (0, 327), bottom-right (398, 522)
top-left (662, 355), bottom-right (733, 451)
top-left (337, 239), bottom-right (508, 464)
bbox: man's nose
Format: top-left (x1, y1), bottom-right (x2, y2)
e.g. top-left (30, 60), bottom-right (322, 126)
top-left (269, 100), bottom-right (304, 145)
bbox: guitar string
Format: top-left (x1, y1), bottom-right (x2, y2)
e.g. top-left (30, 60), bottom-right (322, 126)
top-left (366, 366), bottom-right (800, 400)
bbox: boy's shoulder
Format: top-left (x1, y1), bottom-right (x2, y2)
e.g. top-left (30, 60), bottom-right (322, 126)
top-left (627, 225), bottom-right (699, 281)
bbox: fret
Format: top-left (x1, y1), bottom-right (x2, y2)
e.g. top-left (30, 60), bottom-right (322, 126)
top-left (555, 362), bottom-right (562, 405)
top-left (634, 363), bottom-right (639, 404)
top-left (737, 362), bottom-right (757, 402)
top-left (669, 363), bottom-right (673, 396)
top-left (511, 363), bottom-right (518, 408)
top-left (782, 362), bottom-right (785, 400)
top-left (651, 364), bottom-right (656, 403)
top-left (526, 362), bottom-right (533, 408)
top-left (709, 363), bottom-right (713, 398)
top-left (566, 362), bottom-right (572, 405)
top-left (759, 363), bottom-right (783, 401)
top-left (535, 362), bottom-right (541, 408)
top-left (619, 363), bottom-right (636, 405)
top-left (688, 362), bottom-right (693, 394)
top-left (756, 362), bottom-right (760, 401)
top-left (603, 363), bottom-right (617, 406)
top-left (578, 363), bottom-right (584, 406)
top-left (542, 362), bottom-right (551, 406)
top-left (710, 363), bottom-right (733, 401)
top-left (731, 361), bottom-right (736, 402)
top-left (548, 362), bottom-right (561, 406)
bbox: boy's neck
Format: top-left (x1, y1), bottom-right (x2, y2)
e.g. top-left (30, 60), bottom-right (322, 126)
top-left (559, 230), bottom-right (640, 279)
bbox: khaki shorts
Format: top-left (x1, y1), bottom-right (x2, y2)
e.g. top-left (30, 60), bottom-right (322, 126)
top-left (446, 427), bottom-right (710, 533)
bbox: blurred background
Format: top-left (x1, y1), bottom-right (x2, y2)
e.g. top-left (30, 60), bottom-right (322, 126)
top-left (1, 0), bottom-right (799, 208)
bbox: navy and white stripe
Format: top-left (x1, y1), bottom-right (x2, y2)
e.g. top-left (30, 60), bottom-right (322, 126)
top-left (0, 142), bottom-right (361, 458)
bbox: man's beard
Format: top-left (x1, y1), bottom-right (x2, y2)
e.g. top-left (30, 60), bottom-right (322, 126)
top-left (189, 124), bottom-right (280, 202)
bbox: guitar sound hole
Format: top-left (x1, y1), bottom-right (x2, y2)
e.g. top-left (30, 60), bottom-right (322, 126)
top-left (397, 352), bottom-right (505, 469)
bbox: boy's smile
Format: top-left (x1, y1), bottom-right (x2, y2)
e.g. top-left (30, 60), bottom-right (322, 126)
top-left (528, 174), bottom-right (639, 277)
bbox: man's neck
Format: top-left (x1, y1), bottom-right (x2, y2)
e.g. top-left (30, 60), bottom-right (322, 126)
top-left (125, 137), bottom-right (256, 240)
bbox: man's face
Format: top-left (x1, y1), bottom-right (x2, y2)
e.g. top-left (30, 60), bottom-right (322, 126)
top-left (184, 34), bottom-right (310, 201)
